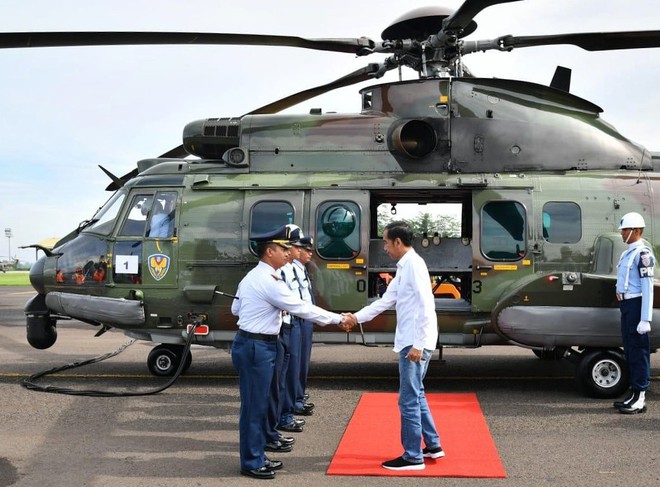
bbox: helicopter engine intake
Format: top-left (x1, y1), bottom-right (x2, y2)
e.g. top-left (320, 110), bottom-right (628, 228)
top-left (183, 117), bottom-right (241, 159)
top-left (389, 119), bottom-right (437, 159)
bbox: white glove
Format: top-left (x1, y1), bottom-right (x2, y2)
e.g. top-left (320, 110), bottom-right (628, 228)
top-left (636, 321), bottom-right (651, 334)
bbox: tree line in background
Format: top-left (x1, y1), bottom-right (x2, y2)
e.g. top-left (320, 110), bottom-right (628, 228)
top-left (377, 207), bottom-right (461, 238)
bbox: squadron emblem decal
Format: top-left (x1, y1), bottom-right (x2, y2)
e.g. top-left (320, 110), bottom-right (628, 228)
top-left (148, 253), bottom-right (170, 281)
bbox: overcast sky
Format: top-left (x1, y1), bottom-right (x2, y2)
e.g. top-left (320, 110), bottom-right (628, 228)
top-left (1, 0), bottom-right (658, 263)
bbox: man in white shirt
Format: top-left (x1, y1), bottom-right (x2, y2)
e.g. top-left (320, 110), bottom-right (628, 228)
top-left (350, 221), bottom-right (442, 471)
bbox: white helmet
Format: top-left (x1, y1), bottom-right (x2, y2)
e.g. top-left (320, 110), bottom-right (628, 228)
top-left (618, 212), bottom-right (646, 230)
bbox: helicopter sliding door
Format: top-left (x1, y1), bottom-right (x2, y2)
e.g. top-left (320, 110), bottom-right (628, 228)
top-left (309, 190), bottom-right (370, 312)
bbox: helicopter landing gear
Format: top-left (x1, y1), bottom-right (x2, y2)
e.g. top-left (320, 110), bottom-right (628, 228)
top-left (532, 347), bottom-right (567, 360)
top-left (147, 344), bottom-right (192, 376)
top-left (572, 348), bottom-right (629, 399)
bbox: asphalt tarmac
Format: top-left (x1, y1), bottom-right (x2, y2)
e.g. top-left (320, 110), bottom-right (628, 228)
top-left (1, 286), bottom-right (658, 487)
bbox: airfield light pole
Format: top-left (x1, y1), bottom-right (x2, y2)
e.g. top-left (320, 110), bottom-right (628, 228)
top-left (4, 228), bottom-right (11, 261)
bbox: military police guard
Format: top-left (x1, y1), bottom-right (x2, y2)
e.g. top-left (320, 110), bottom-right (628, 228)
top-left (613, 212), bottom-right (655, 414)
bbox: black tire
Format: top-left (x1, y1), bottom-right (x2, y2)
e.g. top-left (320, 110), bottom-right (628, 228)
top-left (162, 343), bottom-right (193, 372)
top-left (576, 349), bottom-right (629, 398)
top-left (533, 347), bottom-right (567, 360)
top-left (147, 346), bottom-right (179, 376)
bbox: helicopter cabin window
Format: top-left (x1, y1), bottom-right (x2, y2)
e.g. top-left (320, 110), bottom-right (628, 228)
top-left (481, 201), bottom-right (526, 261)
top-left (542, 202), bottom-right (581, 244)
top-left (316, 202), bottom-right (360, 260)
top-left (82, 192), bottom-right (126, 235)
top-left (249, 201), bottom-right (294, 254)
top-left (147, 192), bottom-right (177, 238)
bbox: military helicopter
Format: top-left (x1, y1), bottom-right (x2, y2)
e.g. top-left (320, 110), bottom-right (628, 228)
top-left (0, 258), bottom-right (18, 273)
top-left (5, 0), bottom-right (659, 398)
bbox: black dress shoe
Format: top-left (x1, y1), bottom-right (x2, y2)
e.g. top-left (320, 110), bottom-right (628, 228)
top-left (265, 440), bottom-right (293, 453)
top-left (293, 418), bottom-right (305, 427)
top-left (613, 390), bottom-right (634, 409)
top-left (277, 421), bottom-right (303, 433)
top-left (264, 459), bottom-right (283, 471)
top-left (278, 434), bottom-right (295, 445)
top-left (240, 466), bottom-right (275, 479)
top-left (619, 404), bottom-right (647, 415)
top-left (294, 407), bottom-right (314, 416)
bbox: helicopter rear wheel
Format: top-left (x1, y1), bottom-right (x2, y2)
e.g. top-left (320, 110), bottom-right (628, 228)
top-left (147, 344), bottom-right (192, 376)
top-left (575, 348), bottom-right (629, 399)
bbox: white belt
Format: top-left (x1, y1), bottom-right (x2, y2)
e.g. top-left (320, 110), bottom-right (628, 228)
top-left (618, 292), bottom-right (642, 300)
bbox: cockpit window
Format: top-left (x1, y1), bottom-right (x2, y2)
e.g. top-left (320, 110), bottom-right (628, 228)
top-left (118, 194), bottom-right (153, 236)
top-left (83, 192), bottom-right (126, 236)
top-left (147, 192), bottom-right (177, 238)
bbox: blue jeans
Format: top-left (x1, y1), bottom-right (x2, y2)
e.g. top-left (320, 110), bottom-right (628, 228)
top-left (398, 346), bottom-right (440, 463)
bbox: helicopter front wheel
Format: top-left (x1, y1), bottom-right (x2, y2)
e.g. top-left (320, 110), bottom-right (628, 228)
top-left (147, 344), bottom-right (192, 376)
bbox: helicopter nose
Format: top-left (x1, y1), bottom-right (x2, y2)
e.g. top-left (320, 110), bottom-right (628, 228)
top-left (29, 256), bottom-right (46, 294)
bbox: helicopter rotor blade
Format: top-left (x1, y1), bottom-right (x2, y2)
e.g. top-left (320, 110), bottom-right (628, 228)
top-left (158, 145), bottom-right (188, 159)
top-left (497, 30), bottom-right (660, 52)
top-left (441, 0), bottom-right (521, 34)
top-left (0, 31), bottom-right (376, 55)
top-left (157, 61), bottom-right (396, 158)
top-left (246, 62), bottom-right (394, 115)
top-left (464, 30), bottom-right (660, 54)
top-left (104, 168), bottom-right (139, 191)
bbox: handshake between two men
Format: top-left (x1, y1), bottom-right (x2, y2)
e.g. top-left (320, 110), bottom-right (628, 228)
top-left (339, 312), bottom-right (358, 332)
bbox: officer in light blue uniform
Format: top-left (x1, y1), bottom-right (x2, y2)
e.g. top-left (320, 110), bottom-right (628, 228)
top-left (293, 236), bottom-right (316, 416)
top-left (277, 225), bottom-right (305, 432)
top-left (614, 212), bottom-right (655, 414)
top-left (230, 225), bottom-right (348, 479)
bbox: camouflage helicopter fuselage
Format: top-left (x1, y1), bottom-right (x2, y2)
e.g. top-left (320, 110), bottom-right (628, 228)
top-left (25, 77), bottom-right (659, 394)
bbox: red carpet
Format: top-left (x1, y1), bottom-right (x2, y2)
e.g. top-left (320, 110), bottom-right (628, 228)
top-left (327, 392), bottom-right (506, 478)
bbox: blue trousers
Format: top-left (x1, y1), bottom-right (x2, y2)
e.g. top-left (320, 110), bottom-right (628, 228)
top-left (279, 319), bottom-right (302, 425)
top-left (398, 346), bottom-right (441, 463)
top-left (265, 338), bottom-right (285, 443)
top-left (231, 334), bottom-right (277, 471)
top-left (620, 297), bottom-right (651, 391)
top-left (296, 319), bottom-right (314, 409)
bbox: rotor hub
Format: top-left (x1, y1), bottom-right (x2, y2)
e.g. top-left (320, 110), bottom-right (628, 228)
top-left (382, 6), bottom-right (477, 41)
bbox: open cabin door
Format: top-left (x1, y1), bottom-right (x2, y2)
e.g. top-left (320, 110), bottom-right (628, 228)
top-left (309, 189), bottom-right (370, 312)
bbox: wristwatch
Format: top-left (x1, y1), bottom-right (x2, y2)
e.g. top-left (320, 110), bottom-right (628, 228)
top-left (340, 315), bottom-right (346, 324)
